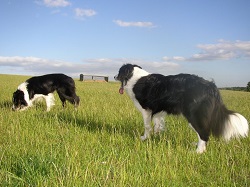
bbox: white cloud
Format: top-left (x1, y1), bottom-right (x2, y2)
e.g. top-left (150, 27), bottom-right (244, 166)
top-left (113, 20), bottom-right (155, 28)
top-left (0, 56), bottom-right (73, 74)
top-left (43, 0), bottom-right (71, 7)
top-left (37, 1), bottom-right (97, 20)
top-left (74, 8), bottom-right (97, 19)
top-left (172, 56), bottom-right (185, 61)
top-left (1, 41), bottom-right (248, 78)
top-left (164, 40), bottom-right (250, 62)
top-left (193, 40), bottom-right (250, 61)
top-left (0, 56), bottom-right (179, 79)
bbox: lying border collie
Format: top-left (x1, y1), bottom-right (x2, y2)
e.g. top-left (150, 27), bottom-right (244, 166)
top-left (114, 64), bottom-right (249, 153)
top-left (12, 74), bottom-right (80, 111)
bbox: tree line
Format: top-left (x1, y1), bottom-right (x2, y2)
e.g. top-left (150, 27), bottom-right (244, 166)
top-left (220, 82), bottom-right (250, 92)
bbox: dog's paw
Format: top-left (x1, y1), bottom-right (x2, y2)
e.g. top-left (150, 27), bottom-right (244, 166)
top-left (196, 143), bottom-right (206, 154)
top-left (154, 128), bottom-right (165, 134)
top-left (196, 140), bottom-right (207, 154)
top-left (196, 147), bottom-right (206, 154)
top-left (140, 135), bottom-right (148, 141)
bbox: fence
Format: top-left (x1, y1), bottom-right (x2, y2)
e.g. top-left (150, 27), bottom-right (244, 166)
top-left (79, 74), bottom-right (109, 82)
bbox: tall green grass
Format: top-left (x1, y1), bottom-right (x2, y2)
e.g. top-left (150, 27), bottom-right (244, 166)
top-left (0, 74), bottom-right (249, 186)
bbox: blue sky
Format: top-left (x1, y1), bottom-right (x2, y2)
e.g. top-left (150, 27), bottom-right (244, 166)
top-left (0, 0), bottom-right (250, 87)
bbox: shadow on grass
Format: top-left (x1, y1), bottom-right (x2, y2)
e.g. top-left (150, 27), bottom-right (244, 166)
top-left (0, 100), bottom-right (49, 111)
top-left (54, 111), bottom-right (187, 148)
top-left (0, 100), bottom-right (13, 110)
top-left (54, 111), bottom-right (140, 140)
top-left (3, 102), bottom-right (174, 146)
top-left (30, 110), bottom-right (183, 146)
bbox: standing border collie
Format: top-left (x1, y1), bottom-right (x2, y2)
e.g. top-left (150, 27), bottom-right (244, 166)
top-left (114, 64), bottom-right (248, 153)
top-left (12, 74), bottom-right (80, 111)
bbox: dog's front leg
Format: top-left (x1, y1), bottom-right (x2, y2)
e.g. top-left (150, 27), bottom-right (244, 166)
top-left (45, 93), bottom-right (55, 112)
top-left (140, 109), bottom-right (152, 141)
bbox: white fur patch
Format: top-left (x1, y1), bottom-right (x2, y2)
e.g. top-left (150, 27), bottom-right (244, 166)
top-left (140, 109), bottom-right (153, 141)
top-left (18, 82), bottom-right (31, 106)
top-left (125, 67), bottom-right (149, 95)
top-left (124, 67), bottom-right (153, 140)
top-left (223, 113), bottom-right (249, 141)
top-left (31, 93), bottom-right (55, 111)
top-left (189, 123), bottom-right (207, 153)
top-left (153, 112), bottom-right (166, 134)
top-left (45, 93), bottom-right (55, 111)
top-left (125, 67), bottom-right (150, 113)
top-left (196, 136), bottom-right (206, 154)
top-left (17, 82), bottom-right (55, 111)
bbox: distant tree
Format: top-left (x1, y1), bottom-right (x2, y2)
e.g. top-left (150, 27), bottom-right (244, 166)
top-left (247, 82), bottom-right (250, 92)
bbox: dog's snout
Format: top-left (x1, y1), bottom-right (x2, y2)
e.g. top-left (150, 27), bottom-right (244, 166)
top-left (114, 75), bottom-right (118, 80)
top-left (12, 105), bottom-right (18, 111)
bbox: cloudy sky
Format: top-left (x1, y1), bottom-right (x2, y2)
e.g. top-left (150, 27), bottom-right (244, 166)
top-left (0, 0), bottom-right (250, 87)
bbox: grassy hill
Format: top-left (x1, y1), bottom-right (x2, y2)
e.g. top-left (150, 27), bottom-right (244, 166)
top-left (0, 74), bottom-right (249, 186)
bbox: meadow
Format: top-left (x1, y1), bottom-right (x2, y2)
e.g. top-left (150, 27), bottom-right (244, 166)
top-left (0, 74), bottom-right (249, 186)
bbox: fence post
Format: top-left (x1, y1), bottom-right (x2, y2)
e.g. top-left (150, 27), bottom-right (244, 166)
top-left (80, 74), bottom-right (83, 81)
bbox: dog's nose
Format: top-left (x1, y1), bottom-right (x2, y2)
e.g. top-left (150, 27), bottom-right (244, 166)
top-left (114, 75), bottom-right (117, 80)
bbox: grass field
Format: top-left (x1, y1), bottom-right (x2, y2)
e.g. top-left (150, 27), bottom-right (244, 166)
top-left (0, 74), bottom-right (249, 186)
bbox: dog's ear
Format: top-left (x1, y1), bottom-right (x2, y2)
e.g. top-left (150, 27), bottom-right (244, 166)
top-left (133, 64), bottom-right (142, 69)
top-left (12, 91), bottom-right (17, 103)
top-left (12, 90), bottom-right (24, 105)
top-left (13, 90), bottom-right (23, 98)
top-left (13, 91), bottom-right (17, 97)
top-left (118, 63), bottom-right (141, 81)
top-left (124, 64), bottom-right (134, 75)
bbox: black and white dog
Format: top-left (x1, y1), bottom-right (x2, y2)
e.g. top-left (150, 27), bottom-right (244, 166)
top-left (12, 74), bottom-right (80, 111)
top-left (114, 64), bottom-right (249, 153)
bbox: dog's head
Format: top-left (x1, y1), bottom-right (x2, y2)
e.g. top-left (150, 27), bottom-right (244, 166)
top-left (114, 64), bottom-right (142, 94)
top-left (12, 90), bottom-right (28, 111)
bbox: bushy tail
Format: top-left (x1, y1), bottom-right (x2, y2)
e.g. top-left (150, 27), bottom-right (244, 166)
top-left (222, 113), bottom-right (249, 141)
top-left (211, 102), bottom-right (249, 141)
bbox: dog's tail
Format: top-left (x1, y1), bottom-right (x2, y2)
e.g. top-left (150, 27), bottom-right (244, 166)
top-left (223, 112), bottom-right (249, 141)
top-left (211, 100), bottom-right (248, 141)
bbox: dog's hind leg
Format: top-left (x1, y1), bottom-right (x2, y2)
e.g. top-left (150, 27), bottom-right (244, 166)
top-left (140, 109), bottom-right (153, 141)
top-left (73, 95), bottom-right (80, 108)
top-left (188, 123), bottom-right (208, 154)
top-left (153, 112), bottom-right (166, 134)
top-left (57, 92), bottom-right (66, 107)
top-left (57, 88), bottom-right (80, 109)
top-left (196, 134), bottom-right (207, 154)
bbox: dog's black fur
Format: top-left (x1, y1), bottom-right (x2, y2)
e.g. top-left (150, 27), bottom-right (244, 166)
top-left (12, 73), bottom-right (80, 111)
top-left (115, 64), bottom-right (248, 153)
top-left (134, 72), bottom-right (230, 141)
